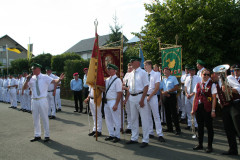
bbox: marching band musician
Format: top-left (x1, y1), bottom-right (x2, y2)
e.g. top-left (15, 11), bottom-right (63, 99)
top-left (192, 68), bottom-right (217, 153)
top-left (212, 64), bottom-right (240, 155)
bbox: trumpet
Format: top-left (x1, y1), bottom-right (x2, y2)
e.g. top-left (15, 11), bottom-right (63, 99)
top-left (213, 64), bottom-right (232, 102)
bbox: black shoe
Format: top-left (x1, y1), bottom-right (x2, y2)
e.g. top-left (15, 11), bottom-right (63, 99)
top-left (163, 129), bottom-right (173, 133)
top-left (185, 126), bottom-right (191, 130)
top-left (149, 134), bottom-right (154, 139)
top-left (74, 110), bottom-right (78, 112)
top-left (30, 137), bottom-right (41, 142)
top-left (193, 144), bottom-right (203, 150)
top-left (28, 110), bottom-right (31, 113)
top-left (58, 109), bottom-right (62, 112)
top-left (79, 110), bottom-right (82, 113)
top-left (222, 150), bottom-right (238, 155)
top-left (49, 116), bottom-right (56, 119)
top-left (113, 138), bottom-right (120, 143)
top-left (9, 106), bottom-right (13, 108)
top-left (205, 147), bottom-right (213, 153)
top-left (83, 111), bottom-right (87, 114)
top-left (175, 131), bottom-right (181, 135)
top-left (158, 136), bottom-right (165, 142)
top-left (44, 137), bottom-right (50, 142)
top-left (89, 113), bottom-right (92, 116)
top-left (161, 122), bottom-right (166, 126)
top-left (93, 132), bottom-right (102, 137)
top-left (125, 129), bottom-right (131, 134)
top-left (140, 142), bottom-right (148, 148)
top-left (126, 140), bottom-right (138, 144)
top-left (105, 136), bottom-right (114, 141)
top-left (88, 131), bottom-right (96, 136)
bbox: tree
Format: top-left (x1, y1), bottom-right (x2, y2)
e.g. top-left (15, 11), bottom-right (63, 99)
top-left (141, 0), bottom-right (240, 68)
top-left (51, 52), bottom-right (82, 73)
top-left (10, 58), bottom-right (29, 74)
top-left (107, 13), bottom-right (128, 47)
top-left (30, 53), bottom-right (52, 72)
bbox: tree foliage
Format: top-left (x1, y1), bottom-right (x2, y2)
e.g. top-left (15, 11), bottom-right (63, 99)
top-left (63, 59), bottom-right (89, 88)
top-left (51, 52), bottom-right (83, 73)
top-left (141, 0), bottom-right (240, 68)
top-left (10, 58), bottom-right (29, 74)
top-left (30, 53), bottom-right (52, 72)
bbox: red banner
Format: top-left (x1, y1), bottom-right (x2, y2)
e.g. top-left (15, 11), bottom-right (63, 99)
top-left (100, 48), bottom-right (121, 78)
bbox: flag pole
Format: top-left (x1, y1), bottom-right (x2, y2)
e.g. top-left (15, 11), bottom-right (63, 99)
top-left (94, 19), bottom-right (98, 141)
top-left (120, 33), bottom-right (124, 134)
top-left (6, 44), bottom-right (8, 75)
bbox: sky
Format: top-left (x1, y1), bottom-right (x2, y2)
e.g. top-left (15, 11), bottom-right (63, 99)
top-left (0, 0), bottom-right (154, 56)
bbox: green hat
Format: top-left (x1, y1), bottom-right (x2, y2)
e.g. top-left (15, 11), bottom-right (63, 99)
top-left (130, 56), bottom-right (141, 63)
top-left (107, 64), bottom-right (118, 70)
top-left (45, 66), bottom-right (52, 71)
top-left (185, 64), bottom-right (190, 69)
top-left (188, 65), bottom-right (196, 70)
top-left (197, 59), bottom-right (206, 66)
top-left (31, 63), bottom-right (42, 69)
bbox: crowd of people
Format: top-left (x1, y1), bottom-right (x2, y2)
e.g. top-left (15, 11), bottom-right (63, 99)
top-left (1, 58), bottom-right (239, 156)
top-left (83, 57), bottom-right (240, 155)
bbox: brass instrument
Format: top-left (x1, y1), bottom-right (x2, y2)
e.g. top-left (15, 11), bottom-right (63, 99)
top-left (213, 64), bottom-right (232, 102)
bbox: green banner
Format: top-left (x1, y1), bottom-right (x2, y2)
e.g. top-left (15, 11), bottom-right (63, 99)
top-left (161, 47), bottom-right (182, 77)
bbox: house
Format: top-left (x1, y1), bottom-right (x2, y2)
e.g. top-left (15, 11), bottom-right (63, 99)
top-left (65, 34), bottom-right (129, 60)
top-left (0, 35), bottom-right (28, 68)
top-left (65, 34), bottom-right (110, 60)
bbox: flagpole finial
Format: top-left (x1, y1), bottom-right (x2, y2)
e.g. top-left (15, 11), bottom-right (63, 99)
top-left (94, 19), bottom-right (98, 34)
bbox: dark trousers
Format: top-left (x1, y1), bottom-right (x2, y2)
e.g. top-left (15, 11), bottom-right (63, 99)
top-left (162, 93), bottom-right (181, 132)
top-left (222, 101), bottom-right (240, 152)
top-left (196, 103), bottom-right (214, 147)
top-left (83, 87), bottom-right (90, 112)
top-left (73, 91), bottom-right (83, 112)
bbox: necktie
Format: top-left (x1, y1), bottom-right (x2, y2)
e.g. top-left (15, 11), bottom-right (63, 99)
top-left (132, 70), bottom-right (136, 93)
top-left (36, 76), bottom-right (40, 96)
top-left (190, 76), bottom-right (193, 93)
top-left (148, 74), bottom-right (150, 81)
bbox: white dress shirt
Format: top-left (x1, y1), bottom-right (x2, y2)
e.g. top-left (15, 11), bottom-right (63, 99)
top-left (128, 67), bottom-right (149, 94)
top-left (28, 73), bottom-right (53, 99)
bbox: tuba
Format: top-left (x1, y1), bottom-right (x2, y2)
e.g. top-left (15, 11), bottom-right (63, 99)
top-left (213, 64), bottom-right (232, 102)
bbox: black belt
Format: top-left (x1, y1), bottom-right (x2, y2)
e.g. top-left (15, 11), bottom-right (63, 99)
top-left (131, 92), bottom-right (143, 96)
top-left (48, 90), bottom-right (54, 92)
top-left (90, 97), bottom-right (94, 99)
top-left (147, 94), bottom-right (157, 96)
top-left (57, 87), bottom-right (60, 89)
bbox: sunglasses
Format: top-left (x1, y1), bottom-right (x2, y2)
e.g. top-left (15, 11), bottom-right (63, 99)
top-left (203, 74), bottom-right (210, 76)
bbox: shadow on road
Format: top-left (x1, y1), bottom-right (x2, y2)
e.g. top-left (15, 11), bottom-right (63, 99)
top-left (42, 140), bottom-right (117, 160)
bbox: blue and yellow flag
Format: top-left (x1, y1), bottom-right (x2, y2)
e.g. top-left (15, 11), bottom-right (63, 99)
top-left (139, 48), bottom-right (144, 69)
top-left (7, 48), bottom-right (21, 54)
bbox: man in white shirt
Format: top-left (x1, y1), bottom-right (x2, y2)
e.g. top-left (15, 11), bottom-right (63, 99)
top-left (144, 60), bottom-right (165, 142)
top-left (84, 86), bottom-right (103, 137)
top-left (124, 56), bottom-right (149, 148)
top-left (184, 66), bottom-right (201, 129)
top-left (46, 67), bottom-right (59, 119)
top-left (8, 74), bottom-right (18, 109)
top-left (179, 65), bottom-right (189, 122)
top-left (196, 59), bottom-right (206, 77)
top-left (122, 63), bottom-right (133, 134)
top-left (18, 73), bottom-right (24, 110)
top-left (104, 64), bottom-right (122, 143)
top-left (23, 63), bottom-right (64, 142)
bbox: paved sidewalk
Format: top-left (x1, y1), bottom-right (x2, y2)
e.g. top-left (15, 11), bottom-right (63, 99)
top-left (0, 100), bottom-right (239, 160)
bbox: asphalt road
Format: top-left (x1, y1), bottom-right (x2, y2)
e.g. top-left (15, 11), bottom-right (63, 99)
top-left (0, 100), bottom-right (239, 160)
